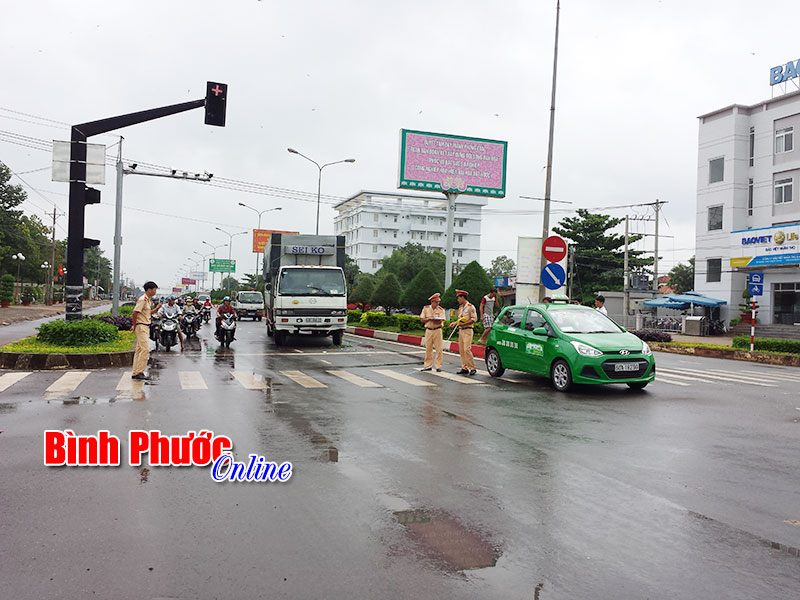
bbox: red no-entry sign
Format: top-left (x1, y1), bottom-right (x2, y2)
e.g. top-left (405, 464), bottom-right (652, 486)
top-left (542, 235), bottom-right (567, 263)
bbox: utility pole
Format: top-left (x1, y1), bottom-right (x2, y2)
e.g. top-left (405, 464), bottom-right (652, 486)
top-left (567, 243), bottom-right (576, 300)
top-left (112, 138), bottom-right (124, 315)
top-left (49, 206), bottom-right (57, 305)
top-left (539, 0), bottom-right (561, 301)
top-left (444, 192), bottom-right (457, 289)
top-left (652, 200), bottom-right (662, 292)
top-left (623, 216), bottom-right (630, 328)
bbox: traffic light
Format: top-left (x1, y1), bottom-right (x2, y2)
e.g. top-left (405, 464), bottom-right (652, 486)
top-left (84, 186), bottom-right (100, 205)
top-left (205, 81), bottom-right (228, 127)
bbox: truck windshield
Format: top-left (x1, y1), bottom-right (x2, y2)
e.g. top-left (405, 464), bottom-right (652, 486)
top-left (238, 292), bottom-right (263, 303)
top-left (279, 269), bottom-right (346, 296)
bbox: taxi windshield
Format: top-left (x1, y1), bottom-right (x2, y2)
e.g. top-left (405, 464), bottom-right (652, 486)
top-left (548, 308), bottom-right (622, 334)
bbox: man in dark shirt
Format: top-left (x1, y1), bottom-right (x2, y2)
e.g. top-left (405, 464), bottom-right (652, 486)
top-left (215, 296), bottom-right (238, 339)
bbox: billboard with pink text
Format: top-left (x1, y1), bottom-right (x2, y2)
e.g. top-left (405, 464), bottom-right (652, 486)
top-left (398, 129), bottom-right (507, 197)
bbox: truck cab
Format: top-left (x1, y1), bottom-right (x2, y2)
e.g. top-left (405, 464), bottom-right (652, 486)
top-left (234, 290), bottom-right (264, 320)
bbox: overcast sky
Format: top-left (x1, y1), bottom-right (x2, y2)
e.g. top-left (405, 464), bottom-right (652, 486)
top-left (2, 0), bottom-right (798, 291)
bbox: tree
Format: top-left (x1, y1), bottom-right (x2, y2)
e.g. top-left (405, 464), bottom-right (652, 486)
top-left (219, 277), bottom-right (239, 295)
top-left (442, 261), bottom-right (493, 309)
top-left (667, 257), bottom-right (695, 294)
top-left (343, 254), bottom-right (360, 295)
top-left (377, 243), bottom-right (445, 287)
top-left (0, 163), bottom-right (26, 272)
top-left (241, 273), bottom-right (265, 291)
top-left (370, 272), bottom-right (403, 314)
top-left (350, 274), bottom-right (376, 305)
top-left (487, 255), bottom-right (515, 279)
top-left (553, 209), bottom-right (652, 304)
top-left (400, 267), bottom-right (442, 313)
top-left (83, 246), bottom-right (112, 295)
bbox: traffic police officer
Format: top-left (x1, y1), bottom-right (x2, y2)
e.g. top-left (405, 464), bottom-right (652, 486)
top-left (420, 292), bottom-right (446, 371)
top-left (450, 289), bottom-right (477, 375)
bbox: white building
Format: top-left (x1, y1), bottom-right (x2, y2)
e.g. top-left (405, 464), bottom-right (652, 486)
top-left (333, 190), bottom-right (486, 274)
top-left (695, 89), bottom-right (800, 325)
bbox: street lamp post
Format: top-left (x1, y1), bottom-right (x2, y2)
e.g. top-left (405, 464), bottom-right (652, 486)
top-left (238, 203), bottom-right (282, 278)
top-left (287, 148), bottom-right (355, 235)
top-left (193, 250), bottom-right (212, 292)
top-left (214, 228), bottom-right (247, 295)
top-left (41, 262), bottom-right (50, 304)
top-left (201, 241), bottom-right (228, 291)
top-left (12, 253), bottom-right (25, 303)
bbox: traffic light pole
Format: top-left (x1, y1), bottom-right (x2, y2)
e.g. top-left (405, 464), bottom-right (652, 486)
top-left (66, 98), bottom-right (206, 319)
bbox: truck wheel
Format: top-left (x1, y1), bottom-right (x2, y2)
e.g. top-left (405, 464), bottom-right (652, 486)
top-left (332, 330), bottom-right (343, 345)
top-left (258, 316), bottom-right (262, 321)
top-left (266, 322), bottom-right (274, 337)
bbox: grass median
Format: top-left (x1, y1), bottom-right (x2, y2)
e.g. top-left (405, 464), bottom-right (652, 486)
top-left (0, 331), bottom-right (135, 354)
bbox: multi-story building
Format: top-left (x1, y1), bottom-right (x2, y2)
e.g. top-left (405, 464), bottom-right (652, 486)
top-left (695, 89), bottom-right (800, 325)
top-left (333, 190), bottom-right (486, 274)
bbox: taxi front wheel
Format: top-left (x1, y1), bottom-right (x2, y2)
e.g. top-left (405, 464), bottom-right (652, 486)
top-left (551, 359), bottom-right (573, 392)
top-left (485, 348), bottom-right (505, 377)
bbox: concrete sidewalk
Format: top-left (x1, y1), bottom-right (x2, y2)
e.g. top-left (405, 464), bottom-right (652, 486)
top-left (670, 333), bottom-right (734, 346)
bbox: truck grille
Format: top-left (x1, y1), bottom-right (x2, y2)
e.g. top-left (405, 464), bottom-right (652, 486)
top-left (281, 308), bottom-right (341, 316)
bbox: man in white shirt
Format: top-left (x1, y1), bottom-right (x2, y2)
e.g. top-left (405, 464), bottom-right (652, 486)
top-left (595, 294), bottom-right (608, 316)
top-left (157, 295), bottom-right (185, 350)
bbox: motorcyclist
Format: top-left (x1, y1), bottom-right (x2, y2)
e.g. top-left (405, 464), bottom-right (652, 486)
top-left (157, 295), bottom-right (185, 351)
top-left (215, 296), bottom-right (238, 340)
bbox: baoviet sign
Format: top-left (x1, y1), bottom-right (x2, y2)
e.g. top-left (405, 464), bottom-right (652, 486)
top-left (398, 129), bottom-right (507, 197)
top-left (253, 229), bottom-right (299, 253)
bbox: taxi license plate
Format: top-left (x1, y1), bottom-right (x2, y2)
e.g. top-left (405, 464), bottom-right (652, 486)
top-left (305, 317), bottom-right (322, 323)
top-left (614, 363), bottom-right (639, 372)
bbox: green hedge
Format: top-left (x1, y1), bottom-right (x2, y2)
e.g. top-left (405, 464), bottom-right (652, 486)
top-left (347, 309), bottom-right (363, 324)
top-left (395, 314), bottom-right (423, 331)
top-left (732, 336), bottom-right (800, 354)
top-left (37, 319), bottom-right (118, 347)
top-left (360, 311), bottom-right (396, 328)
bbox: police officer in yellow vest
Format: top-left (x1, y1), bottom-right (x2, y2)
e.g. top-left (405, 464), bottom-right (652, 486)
top-left (420, 292), bottom-right (446, 372)
top-left (450, 289), bottom-right (477, 375)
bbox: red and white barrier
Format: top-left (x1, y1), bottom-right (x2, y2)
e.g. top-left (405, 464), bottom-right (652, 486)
top-left (347, 327), bottom-right (485, 359)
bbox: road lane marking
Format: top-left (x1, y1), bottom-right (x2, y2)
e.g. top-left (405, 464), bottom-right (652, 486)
top-left (715, 368), bottom-right (800, 382)
top-left (280, 370), bottom-right (327, 388)
top-left (683, 367), bottom-right (792, 384)
top-left (327, 370), bottom-right (383, 388)
top-left (45, 371), bottom-right (90, 398)
top-left (659, 367), bottom-right (777, 387)
top-left (653, 370), bottom-right (710, 382)
top-left (655, 376), bottom-right (690, 386)
top-left (372, 369), bottom-right (436, 387)
top-left (475, 368), bottom-right (521, 383)
top-left (0, 372), bottom-right (31, 392)
top-left (231, 371), bottom-right (267, 390)
top-left (293, 349), bottom-right (304, 353)
top-left (179, 371), bottom-right (208, 390)
top-left (320, 359), bottom-right (332, 365)
top-left (116, 372), bottom-right (133, 391)
top-left (422, 369), bottom-right (482, 384)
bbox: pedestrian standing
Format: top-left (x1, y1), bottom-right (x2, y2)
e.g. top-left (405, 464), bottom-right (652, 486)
top-left (420, 292), bottom-right (445, 371)
top-left (477, 288), bottom-right (500, 345)
top-left (449, 289), bottom-right (477, 375)
top-left (130, 281), bottom-right (160, 380)
top-left (595, 294), bottom-right (608, 315)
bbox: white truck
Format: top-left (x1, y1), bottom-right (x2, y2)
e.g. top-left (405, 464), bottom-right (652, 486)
top-left (233, 290), bottom-right (265, 320)
top-left (264, 233), bottom-right (348, 346)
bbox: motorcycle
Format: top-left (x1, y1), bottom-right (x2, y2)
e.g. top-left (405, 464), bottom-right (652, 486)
top-left (181, 312), bottom-right (199, 338)
top-left (201, 305), bottom-right (212, 323)
top-left (158, 316), bottom-right (179, 351)
top-left (218, 313), bottom-right (236, 348)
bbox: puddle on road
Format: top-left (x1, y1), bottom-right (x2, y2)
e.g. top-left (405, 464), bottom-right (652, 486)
top-left (393, 508), bottom-right (501, 572)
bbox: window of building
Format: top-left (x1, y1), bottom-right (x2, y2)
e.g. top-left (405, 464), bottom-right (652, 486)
top-left (372, 245), bottom-right (377, 253)
top-left (373, 213), bottom-right (379, 222)
top-left (393, 231), bottom-right (397, 238)
top-left (708, 157), bottom-right (724, 184)
top-left (457, 250), bottom-right (463, 257)
top-left (457, 234), bottom-right (463, 242)
top-left (411, 232), bottom-right (416, 240)
top-left (372, 260), bottom-right (378, 269)
top-left (776, 127), bottom-right (794, 154)
top-left (775, 282), bottom-right (800, 324)
top-left (707, 205), bottom-right (723, 231)
top-left (748, 178), bottom-right (754, 216)
top-left (749, 127), bottom-right (755, 166)
top-left (775, 177), bottom-right (793, 204)
top-left (393, 215), bottom-right (398, 223)
top-left (373, 229), bottom-right (378, 237)
top-left (706, 258), bottom-right (722, 283)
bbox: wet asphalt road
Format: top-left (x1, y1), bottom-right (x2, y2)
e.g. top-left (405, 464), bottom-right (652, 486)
top-left (1, 318), bottom-right (800, 599)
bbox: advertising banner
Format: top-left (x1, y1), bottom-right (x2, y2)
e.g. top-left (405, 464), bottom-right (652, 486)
top-left (253, 229), bottom-right (300, 253)
top-left (181, 278), bottom-right (196, 285)
top-left (516, 236), bottom-right (542, 304)
top-left (172, 287), bottom-right (182, 293)
top-left (398, 129), bottom-right (507, 197)
top-left (730, 224), bottom-right (800, 267)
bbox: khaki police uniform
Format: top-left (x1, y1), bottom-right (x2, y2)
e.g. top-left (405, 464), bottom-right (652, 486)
top-left (132, 294), bottom-right (153, 376)
top-left (420, 302), bottom-right (446, 370)
top-left (456, 297), bottom-right (477, 371)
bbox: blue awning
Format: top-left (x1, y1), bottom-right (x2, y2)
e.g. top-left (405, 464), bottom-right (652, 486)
top-left (643, 296), bottom-right (689, 309)
top-left (643, 291), bottom-right (727, 309)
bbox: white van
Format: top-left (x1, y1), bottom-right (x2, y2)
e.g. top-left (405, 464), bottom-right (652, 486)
top-left (234, 291), bottom-right (265, 321)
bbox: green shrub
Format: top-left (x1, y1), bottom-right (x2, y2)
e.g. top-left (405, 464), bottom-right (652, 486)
top-left (21, 286), bottom-right (41, 302)
top-left (360, 311), bottom-right (397, 329)
top-left (0, 274), bottom-right (14, 303)
top-left (400, 268), bottom-right (443, 313)
top-left (351, 276), bottom-right (376, 305)
top-left (732, 336), bottom-right (800, 354)
top-left (395, 314), bottom-right (423, 331)
top-left (441, 261), bottom-right (493, 309)
top-left (729, 317), bottom-right (742, 328)
top-left (370, 273), bottom-right (404, 313)
top-left (347, 309), bottom-right (363, 324)
top-left (119, 304), bottom-right (134, 316)
top-left (37, 319), bottom-right (118, 347)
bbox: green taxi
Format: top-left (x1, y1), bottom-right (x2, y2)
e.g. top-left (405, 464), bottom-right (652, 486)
top-left (485, 303), bottom-right (655, 392)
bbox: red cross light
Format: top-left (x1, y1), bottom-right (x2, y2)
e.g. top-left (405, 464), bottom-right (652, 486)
top-left (211, 85), bottom-right (223, 97)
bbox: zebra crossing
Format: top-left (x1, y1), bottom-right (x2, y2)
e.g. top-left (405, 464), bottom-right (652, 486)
top-left (1, 363), bottom-right (799, 399)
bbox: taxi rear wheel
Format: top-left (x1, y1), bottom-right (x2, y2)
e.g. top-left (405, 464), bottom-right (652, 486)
top-left (550, 359), bottom-right (573, 392)
top-left (485, 348), bottom-right (505, 377)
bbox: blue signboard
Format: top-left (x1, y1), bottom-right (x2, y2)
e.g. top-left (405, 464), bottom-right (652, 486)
top-left (748, 283), bottom-right (763, 296)
top-left (540, 263), bottom-right (566, 290)
top-left (494, 276), bottom-right (508, 287)
top-left (748, 272), bottom-right (763, 284)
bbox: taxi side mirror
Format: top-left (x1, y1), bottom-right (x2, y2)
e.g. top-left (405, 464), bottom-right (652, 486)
top-left (532, 327), bottom-right (548, 336)
top-left (619, 326), bottom-right (627, 332)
